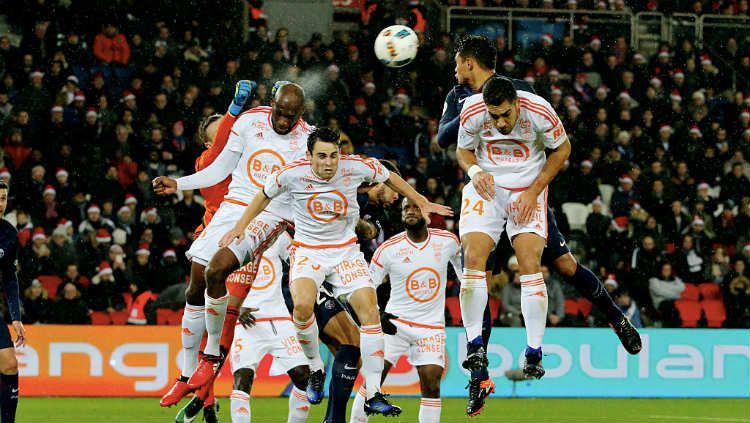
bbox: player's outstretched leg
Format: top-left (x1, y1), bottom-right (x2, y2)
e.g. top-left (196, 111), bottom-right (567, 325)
top-left (161, 261), bottom-right (207, 407)
top-left (325, 344), bottom-right (361, 422)
top-left (188, 248), bottom-right (240, 389)
top-left (290, 278), bottom-right (326, 404)
top-left (555, 255), bottom-right (641, 354)
top-left (349, 287), bottom-right (401, 417)
top-left (514, 234), bottom-right (548, 380)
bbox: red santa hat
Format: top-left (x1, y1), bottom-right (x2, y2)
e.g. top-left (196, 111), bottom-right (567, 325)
top-left (117, 205), bottom-right (130, 215)
top-left (604, 274), bottom-right (618, 289)
top-left (503, 59), bottom-right (515, 69)
top-left (590, 36), bottom-right (601, 47)
top-left (162, 248), bottom-right (177, 258)
top-left (32, 227), bottom-right (46, 241)
top-left (692, 217), bottom-right (705, 226)
top-left (743, 242), bottom-right (750, 253)
top-left (740, 108), bottom-right (750, 119)
top-left (541, 33), bottom-right (554, 44)
top-left (581, 160), bottom-right (593, 168)
top-left (55, 168), bottom-right (68, 178)
top-left (612, 216), bottom-right (630, 231)
top-left (697, 182), bottom-right (710, 191)
top-left (73, 91), bottom-right (85, 101)
top-left (144, 207), bottom-right (158, 217)
top-left (51, 105), bottom-right (64, 113)
top-left (29, 70), bottom-right (44, 79)
top-left (633, 53), bottom-right (646, 62)
top-left (43, 185), bottom-right (56, 196)
top-left (95, 228), bottom-right (112, 243)
top-left (87, 204), bottom-right (101, 214)
top-left (673, 69), bottom-right (685, 79)
top-left (658, 50), bottom-right (670, 59)
top-left (689, 125), bottom-right (702, 137)
top-left (549, 68), bottom-right (559, 77)
top-left (58, 218), bottom-right (72, 228)
top-left (124, 193), bottom-right (138, 205)
top-left (659, 123), bottom-right (674, 134)
top-left (136, 244), bottom-right (151, 256)
top-left (85, 107), bottom-right (98, 117)
top-left (619, 175), bottom-right (633, 184)
top-left (670, 90), bottom-right (682, 102)
top-left (97, 261), bottom-right (113, 276)
top-left (66, 75), bottom-right (79, 85)
top-left (0, 168), bottom-right (10, 179)
top-left (550, 85), bottom-right (562, 96)
top-left (353, 97), bottom-right (366, 106)
top-left (618, 90), bottom-right (631, 100)
top-left (701, 54), bottom-right (712, 65)
top-left (524, 71), bottom-right (535, 84)
top-left (649, 76), bottom-right (662, 88)
top-left (122, 91), bottom-right (136, 101)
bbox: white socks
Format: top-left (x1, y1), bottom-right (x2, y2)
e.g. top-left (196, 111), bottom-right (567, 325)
top-left (204, 292), bottom-right (228, 357)
top-left (349, 386), bottom-right (368, 423)
top-left (230, 389), bottom-right (251, 423)
top-left (419, 397), bottom-right (442, 422)
top-left (359, 324), bottom-right (384, 399)
top-left (287, 386), bottom-right (310, 423)
top-left (520, 272), bottom-right (548, 349)
top-left (180, 304), bottom-right (205, 379)
top-left (460, 269), bottom-right (488, 341)
top-left (293, 315), bottom-right (324, 371)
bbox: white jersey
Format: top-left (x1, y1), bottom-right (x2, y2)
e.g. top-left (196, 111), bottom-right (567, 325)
top-left (226, 106), bottom-right (312, 219)
top-left (370, 228), bottom-right (462, 327)
top-left (264, 155), bottom-right (390, 247)
top-left (457, 90), bottom-right (567, 189)
top-left (232, 232), bottom-right (292, 319)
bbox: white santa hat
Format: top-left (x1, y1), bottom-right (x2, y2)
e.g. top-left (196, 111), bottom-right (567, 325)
top-left (51, 105), bottom-right (63, 113)
top-left (697, 182), bottom-right (710, 191)
top-left (619, 175), bottom-right (633, 184)
top-left (541, 33), bottom-right (553, 44)
top-left (659, 124), bottom-right (674, 134)
top-left (124, 194), bottom-right (138, 205)
top-left (43, 185), bottom-right (56, 196)
top-left (162, 249), bottom-right (177, 258)
top-left (701, 54), bottom-right (712, 65)
top-left (56, 168), bottom-right (68, 178)
top-left (87, 204), bottom-right (101, 214)
top-left (550, 85), bottom-right (562, 96)
top-left (689, 125), bottom-right (702, 137)
top-left (670, 90), bottom-right (682, 102)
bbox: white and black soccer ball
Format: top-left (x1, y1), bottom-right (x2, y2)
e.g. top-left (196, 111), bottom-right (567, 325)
top-left (374, 25), bottom-right (418, 68)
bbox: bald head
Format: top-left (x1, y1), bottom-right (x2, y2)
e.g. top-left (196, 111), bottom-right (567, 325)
top-left (271, 82), bottom-right (305, 135)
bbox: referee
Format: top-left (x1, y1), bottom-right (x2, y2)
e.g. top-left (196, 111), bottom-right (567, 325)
top-left (0, 182), bottom-right (23, 423)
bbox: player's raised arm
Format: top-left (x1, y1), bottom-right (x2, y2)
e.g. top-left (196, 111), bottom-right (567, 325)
top-left (153, 145), bottom-right (241, 195)
top-left (217, 191), bottom-right (272, 247)
top-left (383, 172), bottom-right (453, 218)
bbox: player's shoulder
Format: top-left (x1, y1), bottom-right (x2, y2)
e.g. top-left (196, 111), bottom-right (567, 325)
top-left (517, 91), bottom-right (560, 126)
top-left (294, 119), bottom-right (314, 136)
top-left (376, 231), bottom-right (408, 252)
top-left (448, 84), bottom-right (474, 101)
top-left (278, 157), bottom-right (310, 174)
top-left (0, 219), bottom-right (17, 236)
top-left (235, 106), bottom-right (272, 126)
top-left (429, 228), bottom-right (459, 245)
top-left (459, 93), bottom-right (486, 126)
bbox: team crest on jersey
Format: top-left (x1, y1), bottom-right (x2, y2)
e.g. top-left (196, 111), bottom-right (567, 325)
top-left (247, 149), bottom-right (286, 188)
top-left (307, 191), bottom-right (348, 223)
top-left (485, 140), bottom-right (530, 164)
top-left (251, 121), bottom-right (267, 129)
top-left (482, 120), bottom-right (492, 130)
top-left (405, 267), bottom-right (441, 303)
top-left (520, 118), bottom-right (531, 129)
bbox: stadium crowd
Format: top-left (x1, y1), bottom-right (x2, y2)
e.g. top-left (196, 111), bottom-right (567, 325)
top-left (0, 0), bottom-right (748, 329)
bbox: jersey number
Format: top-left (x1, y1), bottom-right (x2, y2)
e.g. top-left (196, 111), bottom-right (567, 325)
top-left (461, 198), bottom-right (485, 216)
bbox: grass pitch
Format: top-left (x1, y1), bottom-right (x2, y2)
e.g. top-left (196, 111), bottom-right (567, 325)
top-left (18, 397), bottom-right (750, 422)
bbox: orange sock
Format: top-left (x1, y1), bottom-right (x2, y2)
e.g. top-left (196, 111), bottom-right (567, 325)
top-left (220, 305), bottom-right (240, 353)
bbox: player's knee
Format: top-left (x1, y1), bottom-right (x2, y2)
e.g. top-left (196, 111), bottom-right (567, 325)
top-left (555, 254), bottom-right (578, 278)
top-left (463, 246), bottom-right (490, 271)
top-left (184, 283), bottom-right (203, 305)
top-left (421, 376), bottom-right (441, 398)
top-left (287, 365), bottom-right (310, 390)
top-left (293, 302), bottom-right (315, 321)
top-left (233, 368), bottom-right (255, 393)
top-left (0, 355), bottom-right (18, 375)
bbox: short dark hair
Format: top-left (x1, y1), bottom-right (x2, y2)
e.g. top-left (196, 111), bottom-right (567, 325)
top-left (307, 127), bottom-right (340, 152)
top-left (483, 76), bottom-right (517, 106)
top-left (380, 159), bottom-right (400, 177)
top-left (456, 35), bottom-right (497, 71)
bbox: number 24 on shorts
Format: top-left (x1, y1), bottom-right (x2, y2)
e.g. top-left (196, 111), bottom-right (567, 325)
top-left (461, 198), bottom-right (485, 216)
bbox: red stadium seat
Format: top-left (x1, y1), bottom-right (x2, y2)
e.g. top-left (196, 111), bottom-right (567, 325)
top-left (702, 300), bottom-right (726, 328)
top-left (564, 299), bottom-right (579, 316)
top-left (445, 297), bottom-right (462, 326)
top-left (699, 283), bottom-right (722, 300)
top-left (156, 308), bottom-right (172, 325)
top-left (489, 298), bottom-right (501, 323)
top-left (577, 298), bottom-right (593, 320)
top-left (110, 310), bottom-right (129, 325)
top-left (680, 283), bottom-right (700, 301)
top-left (37, 275), bottom-right (62, 300)
top-left (90, 311), bottom-right (111, 325)
top-left (675, 300), bottom-right (702, 327)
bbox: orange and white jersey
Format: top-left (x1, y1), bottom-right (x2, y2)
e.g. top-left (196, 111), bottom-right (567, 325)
top-left (226, 106), bottom-right (312, 219)
top-left (232, 232), bottom-right (292, 319)
top-left (264, 155), bottom-right (390, 247)
top-left (457, 90), bottom-right (567, 190)
top-left (370, 229), bottom-right (462, 328)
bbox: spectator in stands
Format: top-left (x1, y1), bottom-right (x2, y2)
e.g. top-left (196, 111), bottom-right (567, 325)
top-left (49, 225), bottom-right (77, 275)
top-left (500, 264), bottom-right (522, 327)
top-left (21, 227), bottom-right (55, 281)
top-left (662, 200), bottom-right (691, 244)
top-left (126, 279), bottom-right (155, 325)
top-left (672, 233), bottom-right (706, 283)
top-left (586, 198), bottom-right (611, 266)
top-left (542, 265), bottom-right (565, 327)
top-left (629, 235), bottom-right (663, 307)
top-left (615, 289), bottom-right (643, 328)
top-left (88, 261), bottom-right (126, 312)
top-left (51, 281), bottom-right (91, 324)
top-left (720, 162), bottom-right (750, 206)
top-left (649, 262), bottom-right (685, 327)
top-left (611, 175), bottom-right (639, 218)
top-left (724, 259), bottom-right (750, 328)
top-left (22, 279), bottom-right (49, 324)
top-left (59, 264), bottom-right (86, 295)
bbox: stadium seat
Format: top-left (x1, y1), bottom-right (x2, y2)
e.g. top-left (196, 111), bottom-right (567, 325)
top-left (110, 310), bottom-right (129, 325)
top-left (564, 298), bottom-right (579, 316)
top-left (562, 202), bottom-right (589, 231)
top-left (489, 298), bottom-right (501, 323)
top-left (38, 275), bottom-right (63, 300)
top-left (156, 308), bottom-right (172, 325)
top-left (598, 184), bottom-right (615, 206)
top-left (90, 311), bottom-right (112, 325)
top-left (445, 297), bottom-right (462, 326)
top-left (702, 300), bottom-right (726, 328)
top-left (577, 298), bottom-right (593, 320)
top-left (675, 300), bottom-right (702, 327)
top-left (680, 283), bottom-right (701, 301)
top-left (699, 283), bottom-right (722, 300)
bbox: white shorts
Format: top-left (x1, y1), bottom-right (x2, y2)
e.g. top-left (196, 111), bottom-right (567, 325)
top-left (458, 182), bottom-right (548, 244)
top-left (186, 201), bottom-right (288, 266)
top-left (230, 319), bottom-right (307, 375)
top-left (385, 319), bottom-right (446, 367)
top-left (289, 243), bottom-right (373, 299)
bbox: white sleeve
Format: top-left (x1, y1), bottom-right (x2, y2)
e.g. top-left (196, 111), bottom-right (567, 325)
top-left (277, 233), bottom-right (292, 262)
top-left (176, 147), bottom-right (240, 191)
top-left (369, 256), bottom-right (388, 287)
top-left (532, 97), bottom-right (567, 149)
top-left (361, 158), bottom-right (390, 184)
top-left (457, 105), bottom-right (482, 151)
top-left (447, 241), bottom-right (463, 284)
top-left (263, 168), bottom-right (289, 199)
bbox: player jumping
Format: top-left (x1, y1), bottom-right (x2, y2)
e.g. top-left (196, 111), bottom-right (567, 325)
top-left (350, 197), bottom-right (462, 423)
top-left (439, 35), bottom-right (641, 416)
top-left (0, 182), bottom-right (23, 423)
top-left (219, 127), bottom-right (453, 416)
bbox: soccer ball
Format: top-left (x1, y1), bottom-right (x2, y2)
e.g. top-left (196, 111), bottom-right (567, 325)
top-left (374, 25), bottom-right (418, 68)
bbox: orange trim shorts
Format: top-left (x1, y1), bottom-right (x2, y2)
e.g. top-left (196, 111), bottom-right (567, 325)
top-left (289, 242), bottom-right (373, 299)
top-left (385, 319), bottom-right (446, 367)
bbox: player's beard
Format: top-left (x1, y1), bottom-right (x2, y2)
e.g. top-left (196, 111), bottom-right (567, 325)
top-left (403, 216), bottom-right (426, 232)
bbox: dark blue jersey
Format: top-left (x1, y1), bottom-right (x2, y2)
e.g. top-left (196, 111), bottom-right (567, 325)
top-left (437, 77), bottom-right (535, 149)
top-left (0, 220), bottom-right (20, 322)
